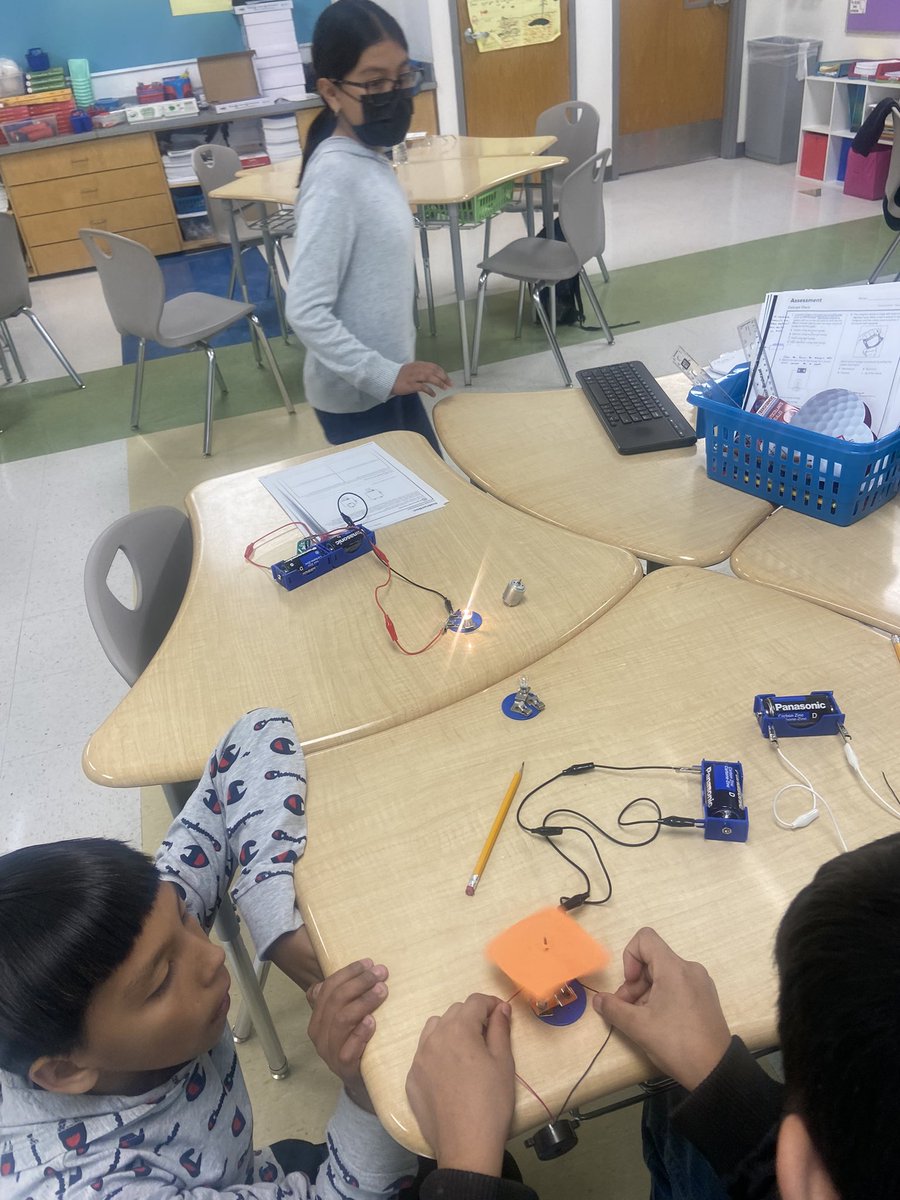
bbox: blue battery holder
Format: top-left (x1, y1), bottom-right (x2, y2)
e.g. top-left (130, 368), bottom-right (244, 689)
top-left (700, 759), bottom-right (747, 842)
top-left (271, 525), bottom-right (375, 591)
top-left (754, 691), bottom-right (844, 739)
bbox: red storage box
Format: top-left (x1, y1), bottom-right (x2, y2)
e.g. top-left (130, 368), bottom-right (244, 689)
top-left (799, 131), bottom-right (828, 179)
top-left (843, 144), bottom-right (891, 199)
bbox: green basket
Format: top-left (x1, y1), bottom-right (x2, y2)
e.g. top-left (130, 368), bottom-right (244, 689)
top-left (419, 180), bottom-right (515, 226)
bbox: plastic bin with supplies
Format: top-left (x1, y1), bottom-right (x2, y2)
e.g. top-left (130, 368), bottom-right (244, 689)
top-left (745, 37), bottom-right (821, 165)
top-left (688, 365), bottom-right (900, 526)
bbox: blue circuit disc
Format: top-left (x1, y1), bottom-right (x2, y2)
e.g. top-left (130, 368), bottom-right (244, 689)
top-left (447, 610), bottom-right (482, 634)
top-left (537, 980), bottom-right (588, 1027)
top-left (501, 692), bottom-right (542, 720)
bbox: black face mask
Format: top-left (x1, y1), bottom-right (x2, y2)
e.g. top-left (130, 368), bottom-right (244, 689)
top-left (352, 91), bottom-right (413, 149)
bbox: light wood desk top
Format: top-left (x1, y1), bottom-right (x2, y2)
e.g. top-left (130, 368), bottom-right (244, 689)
top-left (395, 153), bottom-right (566, 207)
top-left (83, 432), bottom-right (640, 788)
top-left (731, 498), bottom-right (900, 634)
top-left (211, 166), bottom-right (299, 208)
top-left (296, 567), bottom-right (900, 1153)
top-left (405, 133), bottom-right (557, 159)
top-left (434, 377), bottom-right (773, 567)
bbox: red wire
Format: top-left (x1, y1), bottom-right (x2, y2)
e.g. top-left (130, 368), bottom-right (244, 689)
top-left (371, 541), bottom-right (447, 656)
top-left (244, 521), bottom-right (314, 570)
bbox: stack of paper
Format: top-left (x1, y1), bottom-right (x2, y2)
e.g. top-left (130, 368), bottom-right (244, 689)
top-left (260, 443), bottom-right (448, 533)
top-left (742, 283), bottom-right (900, 440)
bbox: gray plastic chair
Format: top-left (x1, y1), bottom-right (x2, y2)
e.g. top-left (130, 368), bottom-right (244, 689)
top-left (0, 212), bottom-right (84, 388)
top-left (471, 149), bottom-right (615, 387)
top-left (191, 145), bottom-right (293, 299)
top-left (79, 229), bottom-right (294, 456)
top-left (84, 506), bottom-right (289, 1079)
top-left (868, 105), bottom-right (900, 284)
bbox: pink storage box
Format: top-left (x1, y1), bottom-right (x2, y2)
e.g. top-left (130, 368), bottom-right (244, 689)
top-left (843, 144), bottom-right (891, 200)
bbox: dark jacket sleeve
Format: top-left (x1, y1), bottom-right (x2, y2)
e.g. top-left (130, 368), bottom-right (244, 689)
top-left (671, 1036), bottom-right (783, 1200)
top-left (420, 1171), bottom-right (538, 1200)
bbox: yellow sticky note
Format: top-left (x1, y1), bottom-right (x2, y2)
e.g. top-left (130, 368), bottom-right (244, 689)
top-left (170, 0), bottom-right (231, 15)
top-left (486, 906), bottom-right (610, 1000)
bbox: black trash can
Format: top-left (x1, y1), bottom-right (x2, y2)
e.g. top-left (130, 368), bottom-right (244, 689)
top-left (745, 37), bottom-right (822, 164)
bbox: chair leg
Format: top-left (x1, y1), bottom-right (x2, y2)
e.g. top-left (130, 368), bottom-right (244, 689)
top-left (531, 283), bottom-right (572, 387)
top-left (869, 231), bottom-right (900, 284)
top-left (227, 261), bottom-right (238, 300)
top-left (232, 958), bottom-right (271, 1041)
top-left (418, 221), bottom-right (437, 337)
top-left (549, 285), bottom-right (557, 335)
top-left (0, 338), bottom-right (11, 385)
top-left (214, 357), bottom-right (229, 397)
top-left (216, 901), bottom-right (289, 1079)
top-left (1, 319), bottom-right (26, 379)
top-left (246, 315), bottom-right (264, 368)
top-left (579, 269), bottom-right (615, 345)
top-left (22, 308), bottom-right (85, 388)
top-left (483, 216), bottom-right (492, 261)
top-left (514, 282), bottom-right (526, 339)
top-left (248, 313), bottom-right (295, 416)
top-left (413, 266), bottom-right (421, 331)
top-left (203, 345), bottom-right (216, 457)
top-left (471, 270), bottom-right (489, 377)
top-left (597, 253), bottom-right (611, 284)
top-left (131, 338), bottom-right (146, 428)
top-left (274, 235), bottom-right (291, 284)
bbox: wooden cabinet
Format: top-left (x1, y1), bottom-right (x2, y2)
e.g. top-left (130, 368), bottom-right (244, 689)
top-left (294, 89), bottom-right (439, 148)
top-left (0, 132), bottom-right (181, 275)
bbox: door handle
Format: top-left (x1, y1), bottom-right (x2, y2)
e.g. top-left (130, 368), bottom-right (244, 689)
top-left (464, 26), bottom-right (490, 44)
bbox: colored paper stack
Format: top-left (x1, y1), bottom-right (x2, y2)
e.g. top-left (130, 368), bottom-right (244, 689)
top-left (235, 2), bottom-right (309, 102)
top-left (67, 59), bottom-right (95, 109)
top-left (0, 88), bottom-right (76, 142)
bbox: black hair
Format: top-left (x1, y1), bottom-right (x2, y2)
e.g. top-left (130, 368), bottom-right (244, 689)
top-left (775, 832), bottom-right (900, 1200)
top-left (0, 839), bottom-right (160, 1076)
top-left (300, 0), bottom-right (408, 182)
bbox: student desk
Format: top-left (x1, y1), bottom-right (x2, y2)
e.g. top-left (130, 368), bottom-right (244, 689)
top-left (82, 431), bottom-right (640, 789)
top-left (433, 378), bottom-right (773, 567)
top-left (210, 150), bottom-right (565, 387)
top-left (730, 499), bottom-right (900, 634)
top-left (295, 567), bottom-right (900, 1153)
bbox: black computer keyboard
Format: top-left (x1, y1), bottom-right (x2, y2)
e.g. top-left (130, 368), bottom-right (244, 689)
top-left (576, 361), bottom-right (698, 455)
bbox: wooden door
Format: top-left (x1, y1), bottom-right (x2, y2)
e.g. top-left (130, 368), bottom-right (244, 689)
top-left (618, 0), bottom-right (731, 173)
top-left (455, 0), bottom-right (571, 138)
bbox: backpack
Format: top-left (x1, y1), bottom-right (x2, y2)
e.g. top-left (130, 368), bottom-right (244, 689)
top-left (536, 218), bottom-right (585, 327)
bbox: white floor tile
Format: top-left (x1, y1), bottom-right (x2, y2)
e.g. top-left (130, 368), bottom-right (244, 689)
top-left (5, 270), bottom-right (121, 384)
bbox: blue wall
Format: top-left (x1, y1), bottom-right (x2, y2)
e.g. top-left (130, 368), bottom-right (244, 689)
top-left (1, 0), bottom-right (327, 74)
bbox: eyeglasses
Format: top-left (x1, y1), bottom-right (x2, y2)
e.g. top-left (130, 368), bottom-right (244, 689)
top-left (332, 66), bottom-right (424, 98)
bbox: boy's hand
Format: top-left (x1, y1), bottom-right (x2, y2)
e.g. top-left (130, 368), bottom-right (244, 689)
top-left (406, 994), bottom-right (514, 1177)
top-left (268, 925), bottom-right (323, 991)
top-left (592, 927), bottom-right (731, 1092)
top-left (307, 959), bottom-right (389, 1113)
top-left (393, 361), bottom-right (453, 398)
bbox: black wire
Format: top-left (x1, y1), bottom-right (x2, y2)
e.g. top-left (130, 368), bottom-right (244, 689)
top-left (557, 1026), bottom-right (613, 1117)
top-left (515, 763), bottom-right (683, 907)
top-left (337, 490), bottom-right (454, 614)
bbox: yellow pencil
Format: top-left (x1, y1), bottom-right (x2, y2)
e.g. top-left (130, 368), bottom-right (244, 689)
top-left (892, 634), bottom-right (900, 665)
top-left (466, 762), bottom-right (524, 896)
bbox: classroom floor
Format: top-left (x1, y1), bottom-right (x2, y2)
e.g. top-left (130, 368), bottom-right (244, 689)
top-left (0, 153), bottom-right (882, 1196)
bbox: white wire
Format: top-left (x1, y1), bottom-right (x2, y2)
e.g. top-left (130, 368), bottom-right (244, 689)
top-left (771, 743), bottom-right (848, 853)
top-left (843, 744), bottom-right (900, 821)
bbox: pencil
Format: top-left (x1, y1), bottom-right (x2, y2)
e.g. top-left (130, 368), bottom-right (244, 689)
top-left (466, 762), bottom-right (524, 896)
top-left (892, 634), bottom-right (900, 665)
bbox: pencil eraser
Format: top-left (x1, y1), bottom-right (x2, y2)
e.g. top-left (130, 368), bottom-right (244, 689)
top-left (465, 884), bottom-right (475, 896)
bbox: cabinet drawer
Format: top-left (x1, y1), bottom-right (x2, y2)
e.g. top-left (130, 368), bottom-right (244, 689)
top-left (11, 164), bottom-right (166, 217)
top-left (30, 224), bottom-right (183, 275)
top-left (21, 194), bottom-right (176, 246)
top-left (0, 132), bottom-right (159, 186)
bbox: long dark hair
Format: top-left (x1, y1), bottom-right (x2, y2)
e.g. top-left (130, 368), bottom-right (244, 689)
top-left (300, 0), bottom-right (408, 183)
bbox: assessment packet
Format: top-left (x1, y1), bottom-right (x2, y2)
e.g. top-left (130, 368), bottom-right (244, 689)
top-left (743, 282), bottom-right (900, 440)
top-left (260, 442), bottom-right (448, 533)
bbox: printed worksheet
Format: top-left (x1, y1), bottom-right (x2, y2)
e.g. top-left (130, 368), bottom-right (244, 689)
top-left (261, 443), bottom-right (447, 533)
top-left (466, 0), bottom-right (561, 53)
top-left (743, 283), bottom-right (900, 439)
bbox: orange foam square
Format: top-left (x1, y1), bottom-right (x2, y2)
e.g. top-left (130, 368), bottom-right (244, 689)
top-left (486, 906), bottom-right (610, 1000)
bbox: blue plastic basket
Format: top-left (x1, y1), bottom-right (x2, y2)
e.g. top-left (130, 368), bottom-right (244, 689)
top-left (688, 365), bottom-right (900, 526)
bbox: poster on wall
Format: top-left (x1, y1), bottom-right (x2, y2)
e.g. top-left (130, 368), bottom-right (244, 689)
top-left (466, 0), bottom-right (561, 54)
top-left (847, 0), bottom-right (900, 35)
top-left (170, 0), bottom-right (231, 15)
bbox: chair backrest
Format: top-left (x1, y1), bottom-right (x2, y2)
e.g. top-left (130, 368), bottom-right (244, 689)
top-left (536, 101), bottom-right (600, 186)
top-left (559, 148), bottom-right (611, 270)
top-left (84, 507), bottom-right (193, 686)
top-left (192, 144), bottom-right (243, 242)
top-left (886, 103), bottom-right (900, 225)
top-left (79, 229), bottom-right (166, 341)
top-left (0, 211), bottom-right (31, 319)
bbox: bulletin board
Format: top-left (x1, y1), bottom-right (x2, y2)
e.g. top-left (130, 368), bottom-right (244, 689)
top-left (847, 0), bottom-right (900, 35)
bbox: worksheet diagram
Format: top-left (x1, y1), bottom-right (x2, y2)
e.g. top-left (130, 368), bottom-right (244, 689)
top-left (261, 443), bottom-right (448, 533)
top-left (467, 0), bottom-right (561, 53)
